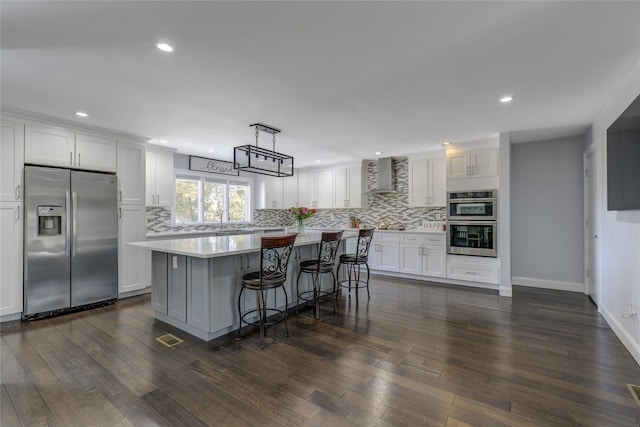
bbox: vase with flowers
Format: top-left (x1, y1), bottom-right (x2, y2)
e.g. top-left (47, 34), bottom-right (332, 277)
top-left (290, 206), bottom-right (317, 234)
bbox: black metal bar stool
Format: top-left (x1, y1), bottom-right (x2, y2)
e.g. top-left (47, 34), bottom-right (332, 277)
top-left (236, 233), bottom-right (297, 349)
top-left (336, 228), bottom-right (375, 298)
top-left (296, 230), bottom-right (344, 319)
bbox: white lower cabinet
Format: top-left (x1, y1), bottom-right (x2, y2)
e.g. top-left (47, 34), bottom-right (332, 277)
top-left (370, 233), bottom-right (400, 272)
top-left (399, 234), bottom-right (446, 278)
top-left (118, 205), bottom-right (147, 294)
top-left (0, 202), bottom-right (23, 317)
top-left (446, 255), bottom-right (499, 284)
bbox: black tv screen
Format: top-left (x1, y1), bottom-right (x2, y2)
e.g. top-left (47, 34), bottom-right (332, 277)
top-left (607, 94), bottom-right (640, 211)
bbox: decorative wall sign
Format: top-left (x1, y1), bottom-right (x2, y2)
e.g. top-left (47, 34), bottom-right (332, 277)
top-left (189, 156), bottom-right (239, 176)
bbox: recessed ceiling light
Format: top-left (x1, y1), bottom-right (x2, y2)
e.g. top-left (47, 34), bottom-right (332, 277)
top-left (156, 42), bottom-right (174, 53)
top-left (160, 139), bottom-right (168, 144)
top-left (500, 96), bottom-right (514, 103)
top-left (375, 151), bottom-right (382, 155)
top-left (75, 111), bottom-right (88, 118)
top-left (315, 160), bottom-right (321, 163)
top-left (207, 148), bottom-right (215, 153)
top-left (442, 141), bottom-right (451, 146)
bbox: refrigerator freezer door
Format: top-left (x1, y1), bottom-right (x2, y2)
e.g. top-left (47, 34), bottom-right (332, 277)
top-left (70, 171), bottom-right (118, 306)
top-left (24, 166), bottom-right (71, 315)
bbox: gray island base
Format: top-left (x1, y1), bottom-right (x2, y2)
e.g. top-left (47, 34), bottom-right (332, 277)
top-left (129, 232), bottom-right (357, 341)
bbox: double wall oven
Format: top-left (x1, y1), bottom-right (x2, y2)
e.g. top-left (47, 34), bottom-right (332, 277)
top-left (447, 190), bottom-right (497, 257)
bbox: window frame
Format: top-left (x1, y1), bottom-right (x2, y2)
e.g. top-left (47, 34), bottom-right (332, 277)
top-left (173, 168), bottom-right (253, 225)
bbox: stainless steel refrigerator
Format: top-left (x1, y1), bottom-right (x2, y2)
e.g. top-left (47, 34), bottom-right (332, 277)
top-left (23, 166), bottom-right (118, 319)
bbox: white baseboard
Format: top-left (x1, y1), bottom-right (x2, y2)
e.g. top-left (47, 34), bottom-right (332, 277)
top-left (118, 288), bottom-right (151, 299)
top-left (499, 286), bottom-right (512, 297)
top-left (0, 312), bottom-right (21, 323)
top-left (511, 276), bottom-right (584, 293)
top-left (600, 305), bottom-right (640, 367)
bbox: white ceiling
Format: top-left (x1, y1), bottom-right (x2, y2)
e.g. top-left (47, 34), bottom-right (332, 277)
top-left (2, 1), bottom-right (639, 167)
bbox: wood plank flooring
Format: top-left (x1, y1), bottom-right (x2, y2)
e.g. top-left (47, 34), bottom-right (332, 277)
top-left (2, 276), bottom-right (640, 426)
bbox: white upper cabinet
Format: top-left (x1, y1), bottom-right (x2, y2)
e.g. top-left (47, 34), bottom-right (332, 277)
top-left (298, 170), bottom-right (333, 209)
top-left (282, 175), bottom-right (298, 209)
top-left (1, 119), bottom-right (25, 202)
top-left (117, 141), bottom-right (145, 205)
top-left (24, 124), bottom-right (116, 172)
top-left (333, 167), bottom-right (362, 208)
top-left (25, 124), bottom-right (75, 168)
top-left (408, 157), bottom-right (445, 207)
top-left (446, 147), bottom-right (497, 180)
top-left (264, 176), bottom-right (284, 209)
top-left (146, 148), bottom-right (174, 207)
top-left (259, 175), bottom-right (297, 210)
top-left (75, 133), bottom-right (117, 172)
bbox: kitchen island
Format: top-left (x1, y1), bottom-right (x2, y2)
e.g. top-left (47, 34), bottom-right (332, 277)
top-left (129, 231), bottom-right (357, 341)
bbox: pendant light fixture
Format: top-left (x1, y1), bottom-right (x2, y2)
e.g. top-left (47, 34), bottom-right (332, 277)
top-left (234, 123), bottom-right (294, 177)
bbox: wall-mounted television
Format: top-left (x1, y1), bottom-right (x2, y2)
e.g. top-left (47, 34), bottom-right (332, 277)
top-left (607, 94), bottom-right (640, 211)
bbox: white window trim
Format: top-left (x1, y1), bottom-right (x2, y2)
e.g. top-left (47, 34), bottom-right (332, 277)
top-left (173, 168), bottom-right (254, 225)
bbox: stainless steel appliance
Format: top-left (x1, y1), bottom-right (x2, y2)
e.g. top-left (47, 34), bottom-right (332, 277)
top-left (447, 221), bottom-right (497, 257)
top-left (447, 190), bottom-right (498, 257)
top-left (23, 166), bottom-right (118, 319)
top-left (447, 190), bottom-right (497, 220)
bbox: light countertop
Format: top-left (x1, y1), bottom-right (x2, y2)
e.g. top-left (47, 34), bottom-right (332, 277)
top-left (130, 230), bottom-right (359, 259)
top-left (145, 226), bottom-right (287, 239)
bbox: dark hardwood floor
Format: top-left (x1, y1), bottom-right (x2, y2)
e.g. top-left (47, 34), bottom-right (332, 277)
top-left (2, 276), bottom-right (640, 426)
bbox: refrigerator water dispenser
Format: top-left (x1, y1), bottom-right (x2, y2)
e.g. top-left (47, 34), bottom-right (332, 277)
top-left (37, 206), bottom-right (63, 235)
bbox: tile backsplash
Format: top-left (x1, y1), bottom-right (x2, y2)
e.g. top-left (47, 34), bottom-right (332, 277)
top-left (254, 158), bottom-right (446, 229)
top-left (146, 158), bottom-right (445, 232)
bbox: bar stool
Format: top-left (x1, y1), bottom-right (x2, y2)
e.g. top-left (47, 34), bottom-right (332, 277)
top-left (336, 228), bottom-right (375, 298)
top-left (236, 233), bottom-right (297, 349)
top-left (296, 230), bottom-right (344, 319)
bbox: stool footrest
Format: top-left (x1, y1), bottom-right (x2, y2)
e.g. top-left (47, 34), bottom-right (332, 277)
top-left (239, 307), bottom-right (287, 328)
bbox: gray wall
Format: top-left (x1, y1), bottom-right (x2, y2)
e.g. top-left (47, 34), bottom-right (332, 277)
top-left (511, 135), bottom-right (585, 284)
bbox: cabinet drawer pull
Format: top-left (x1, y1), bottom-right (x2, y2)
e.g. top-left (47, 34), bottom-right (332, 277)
top-left (78, 152), bottom-right (81, 166)
top-left (70, 151), bottom-right (73, 166)
top-left (465, 271), bottom-right (478, 275)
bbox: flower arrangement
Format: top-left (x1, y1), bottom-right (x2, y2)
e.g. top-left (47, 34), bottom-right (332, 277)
top-left (290, 207), bottom-right (317, 233)
top-left (290, 206), bottom-right (317, 221)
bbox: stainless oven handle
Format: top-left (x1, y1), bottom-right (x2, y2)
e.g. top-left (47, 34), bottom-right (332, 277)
top-left (446, 198), bottom-right (496, 203)
top-left (447, 221), bottom-right (497, 226)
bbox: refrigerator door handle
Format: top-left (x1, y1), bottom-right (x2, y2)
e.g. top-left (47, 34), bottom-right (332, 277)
top-left (72, 191), bottom-right (78, 258)
top-left (65, 190), bottom-right (71, 257)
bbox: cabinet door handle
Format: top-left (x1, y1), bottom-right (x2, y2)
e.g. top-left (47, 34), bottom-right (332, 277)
top-left (240, 254), bottom-right (244, 271)
top-left (77, 152), bottom-right (81, 167)
top-left (16, 205), bottom-right (20, 220)
top-left (119, 190), bottom-right (123, 203)
top-left (15, 185), bottom-right (20, 201)
top-left (70, 152), bottom-right (73, 166)
top-left (119, 207), bottom-right (122, 219)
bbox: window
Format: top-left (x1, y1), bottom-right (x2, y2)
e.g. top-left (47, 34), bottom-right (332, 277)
top-left (175, 174), bottom-right (250, 224)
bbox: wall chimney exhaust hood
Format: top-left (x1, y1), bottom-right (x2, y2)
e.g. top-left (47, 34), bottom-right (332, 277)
top-left (367, 157), bottom-right (398, 194)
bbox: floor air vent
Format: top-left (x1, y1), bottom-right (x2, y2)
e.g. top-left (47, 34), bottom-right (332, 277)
top-left (627, 383), bottom-right (640, 407)
top-left (156, 333), bottom-right (184, 347)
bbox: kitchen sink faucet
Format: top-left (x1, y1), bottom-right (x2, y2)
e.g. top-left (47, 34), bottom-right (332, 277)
top-left (220, 209), bottom-right (229, 229)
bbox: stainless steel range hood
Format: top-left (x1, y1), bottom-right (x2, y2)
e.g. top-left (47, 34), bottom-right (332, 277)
top-left (367, 157), bottom-right (397, 193)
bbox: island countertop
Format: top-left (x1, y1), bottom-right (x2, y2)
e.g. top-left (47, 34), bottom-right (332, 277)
top-left (129, 230), bottom-right (358, 259)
